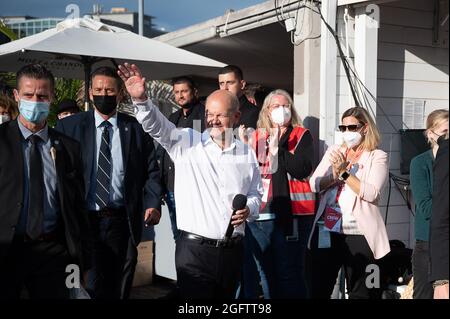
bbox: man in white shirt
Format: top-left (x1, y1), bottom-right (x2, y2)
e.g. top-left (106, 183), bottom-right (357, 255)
top-left (118, 63), bottom-right (263, 299)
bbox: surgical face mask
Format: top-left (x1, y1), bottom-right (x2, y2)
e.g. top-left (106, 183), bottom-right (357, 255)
top-left (19, 99), bottom-right (50, 124)
top-left (342, 131), bottom-right (363, 148)
top-left (93, 95), bottom-right (117, 115)
top-left (271, 107), bottom-right (291, 126)
top-left (0, 114), bottom-right (11, 124)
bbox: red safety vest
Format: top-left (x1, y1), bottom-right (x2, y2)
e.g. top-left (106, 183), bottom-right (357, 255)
top-left (253, 127), bottom-right (316, 216)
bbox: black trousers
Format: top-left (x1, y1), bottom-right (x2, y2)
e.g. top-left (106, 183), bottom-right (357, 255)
top-left (309, 227), bottom-right (382, 299)
top-left (87, 213), bottom-right (137, 299)
top-left (0, 236), bottom-right (72, 299)
top-left (412, 240), bottom-right (433, 299)
top-left (175, 233), bottom-right (244, 299)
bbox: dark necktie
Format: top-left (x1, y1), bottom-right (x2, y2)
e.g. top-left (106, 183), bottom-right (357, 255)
top-left (27, 134), bottom-right (44, 240)
top-left (95, 121), bottom-right (112, 209)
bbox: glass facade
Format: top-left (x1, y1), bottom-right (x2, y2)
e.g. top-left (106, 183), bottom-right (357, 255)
top-left (6, 18), bottom-right (63, 38)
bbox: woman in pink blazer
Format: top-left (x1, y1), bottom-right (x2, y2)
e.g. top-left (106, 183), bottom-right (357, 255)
top-left (308, 106), bottom-right (390, 299)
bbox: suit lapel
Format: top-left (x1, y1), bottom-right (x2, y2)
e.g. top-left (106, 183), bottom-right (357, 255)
top-left (48, 128), bottom-right (66, 199)
top-left (339, 150), bottom-right (371, 212)
top-left (356, 150), bottom-right (370, 178)
top-left (82, 110), bottom-right (96, 185)
top-left (118, 112), bottom-right (130, 174)
top-left (8, 120), bottom-right (25, 205)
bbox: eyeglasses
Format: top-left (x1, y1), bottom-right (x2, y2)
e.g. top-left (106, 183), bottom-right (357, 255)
top-left (338, 123), bottom-right (364, 132)
top-left (431, 129), bottom-right (448, 136)
top-left (205, 112), bottom-right (232, 121)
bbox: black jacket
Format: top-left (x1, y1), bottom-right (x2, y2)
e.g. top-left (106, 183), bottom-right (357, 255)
top-left (267, 126), bottom-right (313, 235)
top-left (430, 138), bottom-right (449, 281)
top-left (55, 110), bottom-right (161, 245)
top-left (0, 120), bottom-right (92, 271)
top-left (237, 95), bottom-right (260, 129)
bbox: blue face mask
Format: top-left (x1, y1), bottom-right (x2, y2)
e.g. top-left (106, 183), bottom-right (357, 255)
top-left (19, 99), bottom-right (50, 124)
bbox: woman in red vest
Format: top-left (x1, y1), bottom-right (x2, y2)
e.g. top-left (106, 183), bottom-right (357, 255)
top-left (308, 106), bottom-right (390, 299)
top-left (239, 89), bottom-right (315, 299)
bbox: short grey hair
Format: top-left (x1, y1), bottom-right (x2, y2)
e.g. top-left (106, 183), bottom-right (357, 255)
top-left (205, 90), bottom-right (240, 114)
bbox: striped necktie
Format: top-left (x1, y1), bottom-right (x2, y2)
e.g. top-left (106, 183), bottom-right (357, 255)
top-left (95, 121), bottom-right (112, 209)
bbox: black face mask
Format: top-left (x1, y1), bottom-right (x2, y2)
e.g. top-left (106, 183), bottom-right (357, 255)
top-left (93, 95), bottom-right (117, 115)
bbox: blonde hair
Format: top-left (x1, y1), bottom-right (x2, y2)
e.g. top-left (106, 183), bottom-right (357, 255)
top-left (425, 109), bottom-right (449, 145)
top-left (256, 89), bottom-right (301, 132)
top-left (341, 106), bottom-right (380, 151)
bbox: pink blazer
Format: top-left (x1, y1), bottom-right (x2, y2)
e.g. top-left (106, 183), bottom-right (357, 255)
top-left (308, 144), bottom-right (391, 259)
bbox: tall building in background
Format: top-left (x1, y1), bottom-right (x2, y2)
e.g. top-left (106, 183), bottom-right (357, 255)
top-left (2, 16), bottom-right (63, 38)
top-left (1, 5), bottom-right (165, 39)
top-left (88, 6), bottom-right (165, 38)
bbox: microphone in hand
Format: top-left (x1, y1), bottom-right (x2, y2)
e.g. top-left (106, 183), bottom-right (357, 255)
top-left (225, 194), bottom-right (247, 240)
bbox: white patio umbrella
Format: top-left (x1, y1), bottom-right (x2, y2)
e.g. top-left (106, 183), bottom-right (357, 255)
top-left (0, 18), bottom-right (225, 108)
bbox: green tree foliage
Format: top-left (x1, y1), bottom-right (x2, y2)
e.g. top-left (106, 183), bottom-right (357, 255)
top-left (0, 20), bottom-right (18, 41)
top-left (49, 78), bottom-right (82, 127)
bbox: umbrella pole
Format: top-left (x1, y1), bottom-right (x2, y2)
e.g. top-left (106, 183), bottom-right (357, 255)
top-left (82, 56), bottom-right (92, 111)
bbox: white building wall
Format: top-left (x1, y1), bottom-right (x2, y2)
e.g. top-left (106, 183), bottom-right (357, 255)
top-left (335, 0), bottom-right (449, 248)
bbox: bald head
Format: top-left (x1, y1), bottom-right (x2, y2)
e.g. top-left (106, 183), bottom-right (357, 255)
top-left (205, 90), bottom-right (241, 141)
top-left (206, 90), bottom-right (240, 113)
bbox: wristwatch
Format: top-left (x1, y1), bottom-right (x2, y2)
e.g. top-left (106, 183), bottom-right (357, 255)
top-left (338, 170), bottom-right (350, 182)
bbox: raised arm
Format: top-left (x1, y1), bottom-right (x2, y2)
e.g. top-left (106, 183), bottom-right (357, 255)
top-left (310, 145), bottom-right (339, 193)
top-left (118, 63), bottom-right (193, 159)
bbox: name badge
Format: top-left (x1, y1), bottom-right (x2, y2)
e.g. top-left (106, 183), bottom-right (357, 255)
top-left (323, 206), bottom-right (342, 233)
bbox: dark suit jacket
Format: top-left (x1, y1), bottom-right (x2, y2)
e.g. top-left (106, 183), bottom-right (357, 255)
top-left (168, 103), bottom-right (205, 131)
top-left (238, 95), bottom-right (260, 129)
top-left (430, 138), bottom-right (449, 281)
top-left (55, 110), bottom-right (161, 245)
top-left (0, 120), bottom-right (92, 271)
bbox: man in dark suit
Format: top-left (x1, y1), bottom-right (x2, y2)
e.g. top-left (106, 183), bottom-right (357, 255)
top-left (56, 66), bottom-right (161, 299)
top-left (0, 64), bottom-right (92, 299)
top-left (158, 76), bottom-right (205, 240)
top-left (218, 65), bottom-right (260, 129)
top-left (430, 136), bottom-right (449, 299)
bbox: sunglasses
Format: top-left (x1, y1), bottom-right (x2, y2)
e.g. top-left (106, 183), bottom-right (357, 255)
top-left (338, 123), bottom-right (364, 132)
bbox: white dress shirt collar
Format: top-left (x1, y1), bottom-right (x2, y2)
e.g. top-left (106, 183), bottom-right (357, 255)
top-left (201, 130), bottom-right (237, 153)
top-left (94, 110), bottom-right (118, 128)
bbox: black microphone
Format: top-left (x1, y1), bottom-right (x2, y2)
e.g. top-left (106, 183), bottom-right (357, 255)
top-left (224, 194), bottom-right (247, 240)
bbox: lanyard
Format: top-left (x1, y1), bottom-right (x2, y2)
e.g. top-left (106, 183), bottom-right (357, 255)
top-left (335, 148), bottom-right (364, 203)
top-left (345, 147), bottom-right (364, 169)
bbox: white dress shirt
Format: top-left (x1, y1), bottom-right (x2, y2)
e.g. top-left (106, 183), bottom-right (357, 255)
top-left (134, 99), bottom-right (263, 239)
top-left (87, 111), bottom-right (125, 211)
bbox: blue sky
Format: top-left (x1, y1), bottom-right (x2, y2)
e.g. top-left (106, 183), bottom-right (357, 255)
top-left (0, 0), bottom-right (266, 32)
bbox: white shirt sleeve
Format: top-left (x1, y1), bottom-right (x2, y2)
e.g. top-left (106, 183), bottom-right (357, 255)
top-left (133, 99), bottom-right (194, 161)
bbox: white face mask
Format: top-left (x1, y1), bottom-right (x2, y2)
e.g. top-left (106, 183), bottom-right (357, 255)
top-left (0, 114), bottom-right (11, 124)
top-left (342, 131), bottom-right (362, 148)
top-left (271, 107), bottom-right (291, 126)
